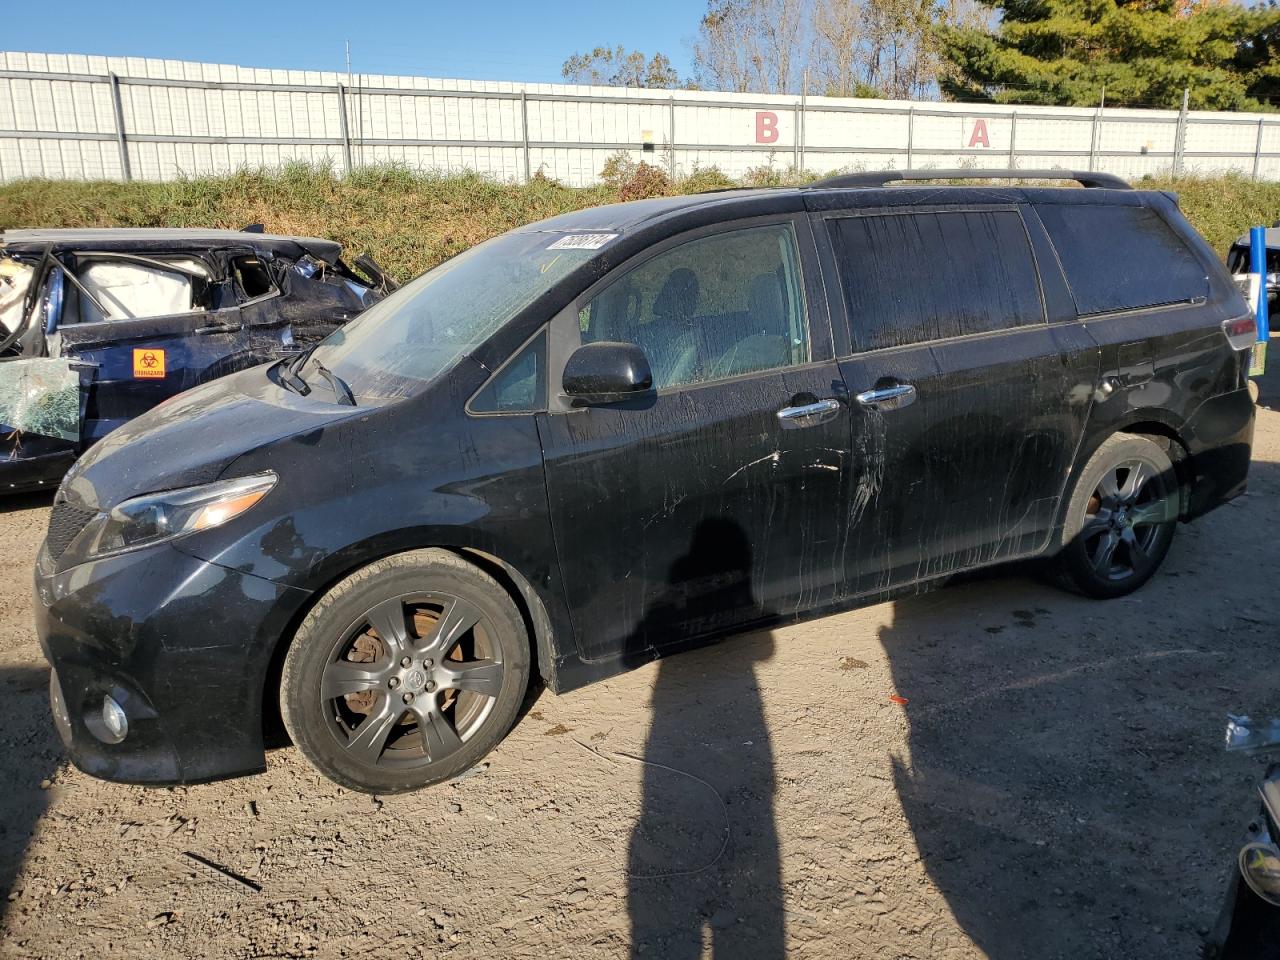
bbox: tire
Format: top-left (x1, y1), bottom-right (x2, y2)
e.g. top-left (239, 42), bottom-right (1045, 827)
top-left (280, 549), bottom-right (530, 794)
top-left (1054, 434), bottom-right (1180, 599)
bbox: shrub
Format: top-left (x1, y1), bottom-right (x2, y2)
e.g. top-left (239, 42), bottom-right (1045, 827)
top-left (600, 151), bottom-right (639, 189)
top-left (2, 166), bottom-right (1269, 282)
top-left (680, 164), bottom-right (736, 193)
top-left (618, 162), bottom-right (673, 201)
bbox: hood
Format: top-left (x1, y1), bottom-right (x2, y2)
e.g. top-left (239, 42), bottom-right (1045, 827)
top-left (61, 366), bottom-right (360, 512)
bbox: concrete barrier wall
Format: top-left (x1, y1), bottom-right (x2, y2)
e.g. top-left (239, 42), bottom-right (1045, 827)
top-left (4, 50), bottom-right (1280, 185)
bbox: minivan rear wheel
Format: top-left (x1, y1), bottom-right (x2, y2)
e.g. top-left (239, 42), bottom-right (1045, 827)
top-left (1055, 434), bottom-right (1180, 599)
top-left (280, 549), bottom-right (530, 793)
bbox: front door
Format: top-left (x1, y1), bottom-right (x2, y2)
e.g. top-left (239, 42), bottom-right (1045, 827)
top-left (50, 253), bottom-right (249, 444)
top-left (538, 218), bottom-right (853, 665)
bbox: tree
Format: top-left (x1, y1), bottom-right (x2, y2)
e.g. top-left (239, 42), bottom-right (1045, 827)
top-left (692, 0), bottom-right (988, 99)
top-left (693, 0), bottom-right (810, 93)
top-left (561, 47), bottom-right (688, 88)
top-left (939, 0), bottom-right (1280, 110)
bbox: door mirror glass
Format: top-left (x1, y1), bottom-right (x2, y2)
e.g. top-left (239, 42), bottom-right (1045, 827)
top-left (562, 341), bottom-right (653, 402)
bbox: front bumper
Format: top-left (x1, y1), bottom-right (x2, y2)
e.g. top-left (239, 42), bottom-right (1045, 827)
top-left (35, 540), bottom-right (310, 785)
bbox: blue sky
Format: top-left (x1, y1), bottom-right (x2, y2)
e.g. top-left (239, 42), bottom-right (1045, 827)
top-left (4, 0), bottom-right (702, 83)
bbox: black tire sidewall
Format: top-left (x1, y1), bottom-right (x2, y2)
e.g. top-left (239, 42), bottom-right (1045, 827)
top-left (1059, 435), bottom-right (1178, 599)
top-left (280, 550), bottom-right (530, 794)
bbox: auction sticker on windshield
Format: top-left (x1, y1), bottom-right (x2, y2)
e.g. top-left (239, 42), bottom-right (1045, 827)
top-left (547, 234), bottom-right (617, 250)
top-left (133, 348), bottom-right (166, 379)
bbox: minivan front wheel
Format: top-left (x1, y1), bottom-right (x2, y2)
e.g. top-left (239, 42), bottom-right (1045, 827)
top-left (280, 549), bottom-right (530, 793)
top-left (1056, 434), bottom-right (1180, 599)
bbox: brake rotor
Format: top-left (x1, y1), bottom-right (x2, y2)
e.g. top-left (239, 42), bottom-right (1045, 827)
top-left (341, 607), bottom-right (463, 717)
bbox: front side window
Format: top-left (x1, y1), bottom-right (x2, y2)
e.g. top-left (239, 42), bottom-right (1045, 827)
top-left (469, 329), bottom-right (547, 414)
top-left (828, 209), bottom-right (1044, 352)
top-left (233, 256), bottom-right (276, 300)
top-left (71, 259), bottom-right (205, 325)
top-left (578, 223), bottom-right (809, 390)
top-left (309, 231), bottom-right (599, 401)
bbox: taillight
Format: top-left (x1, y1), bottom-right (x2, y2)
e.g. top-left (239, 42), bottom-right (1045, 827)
top-left (1222, 314), bottom-right (1257, 351)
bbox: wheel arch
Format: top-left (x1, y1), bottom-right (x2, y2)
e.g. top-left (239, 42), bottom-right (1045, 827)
top-left (1114, 417), bottom-right (1194, 519)
top-left (1051, 410), bottom-right (1195, 553)
top-left (259, 533), bottom-right (567, 746)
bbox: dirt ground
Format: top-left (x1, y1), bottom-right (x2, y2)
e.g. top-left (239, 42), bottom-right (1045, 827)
top-left (0, 410), bottom-right (1278, 960)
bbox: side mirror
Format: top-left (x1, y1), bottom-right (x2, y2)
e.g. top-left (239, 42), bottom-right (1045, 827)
top-left (562, 341), bottom-right (653, 403)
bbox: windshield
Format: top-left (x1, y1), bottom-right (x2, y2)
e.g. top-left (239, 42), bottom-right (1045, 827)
top-left (306, 231), bottom-right (603, 400)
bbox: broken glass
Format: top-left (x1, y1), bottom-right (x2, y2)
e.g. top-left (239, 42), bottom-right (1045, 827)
top-left (0, 358), bottom-right (81, 441)
top-left (1226, 714), bottom-right (1280, 753)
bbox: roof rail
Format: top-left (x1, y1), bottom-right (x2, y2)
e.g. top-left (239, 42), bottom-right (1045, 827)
top-left (805, 168), bottom-right (1132, 190)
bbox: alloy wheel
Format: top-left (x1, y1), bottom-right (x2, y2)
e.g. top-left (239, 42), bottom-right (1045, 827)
top-left (1080, 459), bottom-right (1175, 582)
top-left (322, 592), bottom-right (505, 769)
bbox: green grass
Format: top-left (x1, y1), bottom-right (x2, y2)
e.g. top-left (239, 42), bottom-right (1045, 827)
top-left (1139, 174), bottom-right (1280, 254)
top-left (1, 162), bottom-right (1276, 281)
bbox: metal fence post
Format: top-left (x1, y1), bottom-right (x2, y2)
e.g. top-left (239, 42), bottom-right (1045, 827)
top-left (1173, 87), bottom-right (1189, 177)
top-left (1008, 111), bottom-right (1018, 168)
top-left (793, 101), bottom-right (800, 170)
top-left (336, 83), bottom-right (353, 174)
top-left (798, 87), bottom-right (806, 172)
top-left (520, 89), bottom-right (531, 183)
top-left (108, 72), bottom-right (131, 181)
top-left (906, 105), bottom-right (914, 170)
top-left (1088, 106), bottom-right (1101, 172)
top-left (1254, 117), bottom-right (1265, 182)
top-left (667, 95), bottom-right (676, 177)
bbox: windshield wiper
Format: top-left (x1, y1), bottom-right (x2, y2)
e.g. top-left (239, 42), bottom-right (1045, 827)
top-left (274, 341), bottom-right (320, 395)
top-left (314, 361), bottom-right (356, 406)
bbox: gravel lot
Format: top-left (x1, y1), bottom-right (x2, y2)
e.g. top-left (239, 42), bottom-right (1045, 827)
top-left (1, 407), bottom-right (1278, 960)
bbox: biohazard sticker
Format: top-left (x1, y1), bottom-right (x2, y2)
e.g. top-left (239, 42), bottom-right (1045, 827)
top-left (133, 348), bottom-right (166, 379)
top-left (547, 233), bottom-right (617, 250)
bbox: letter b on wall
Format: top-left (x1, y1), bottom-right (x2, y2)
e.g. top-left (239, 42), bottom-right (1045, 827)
top-left (756, 111), bottom-right (779, 144)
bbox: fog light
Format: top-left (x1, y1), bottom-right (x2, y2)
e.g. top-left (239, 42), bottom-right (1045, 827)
top-left (100, 695), bottom-right (128, 743)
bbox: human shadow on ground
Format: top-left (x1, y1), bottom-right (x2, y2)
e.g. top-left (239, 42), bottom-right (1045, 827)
top-left (0, 491), bottom-right (59, 917)
top-left (625, 518), bottom-right (784, 959)
top-left (0, 665), bottom-right (61, 917)
top-left (883, 459), bottom-right (1280, 959)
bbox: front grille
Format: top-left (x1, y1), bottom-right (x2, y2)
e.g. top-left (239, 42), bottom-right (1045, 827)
top-left (45, 499), bottom-right (96, 560)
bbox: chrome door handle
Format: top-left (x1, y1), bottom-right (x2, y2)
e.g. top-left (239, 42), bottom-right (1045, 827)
top-left (855, 383), bottom-right (917, 411)
top-left (776, 398), bottom-right (841, 425)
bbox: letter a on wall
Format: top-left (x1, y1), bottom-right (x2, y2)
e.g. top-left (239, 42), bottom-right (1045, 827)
top-left (756, 111), bottom-right (779, 144)
top-left (967, 119), bottom-right (991, 149)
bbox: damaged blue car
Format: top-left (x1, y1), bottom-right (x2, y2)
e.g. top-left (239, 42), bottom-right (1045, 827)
top-left (0, 227), bottom-right (391, 492)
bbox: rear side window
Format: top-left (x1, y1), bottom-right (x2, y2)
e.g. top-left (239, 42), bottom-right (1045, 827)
top-left (827, 209), bottom-right (1043, 352)
top-left (1035, 203), bottom-right (1207, 315)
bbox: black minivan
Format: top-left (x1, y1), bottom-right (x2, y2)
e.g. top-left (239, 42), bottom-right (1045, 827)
top-left (35, 170), bottom-right (1257, 793)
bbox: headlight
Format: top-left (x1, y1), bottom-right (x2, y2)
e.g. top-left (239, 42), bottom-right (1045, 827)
top-left (64, 473), bottom-right (277, 563)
